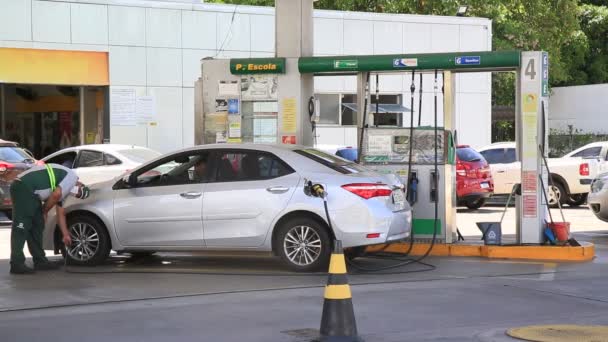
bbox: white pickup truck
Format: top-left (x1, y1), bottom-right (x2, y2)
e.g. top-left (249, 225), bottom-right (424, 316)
top-left (478, 142), bottom-right (599, 207)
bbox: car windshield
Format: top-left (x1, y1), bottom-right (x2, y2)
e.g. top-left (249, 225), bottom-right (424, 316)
top-left (294, 149), bottom-right (368, 174)
top-left (0, 146), bottom-right (33, 163)
top-left (118, 148), bottom-right (162, 163)
top-left (457, 147), bottom-right (484, 162)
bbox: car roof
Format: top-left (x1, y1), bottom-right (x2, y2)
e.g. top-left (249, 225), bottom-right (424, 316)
top-left (479, 142), bottom-right (515, 150)
top-left (575, 141), bottom-right (608, 148)
top-left (174, 143), bottom-right (309, 154)
top-left (58, 144), bottom-right (151, 153)
top-left (0, 139), bottom-right (18, 147)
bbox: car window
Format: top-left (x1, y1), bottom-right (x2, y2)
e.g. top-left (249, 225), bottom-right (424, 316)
top-left (0, 146), bottom-right (32, 163)
top-left (479, 148), bottom-right (505, 164)
top-left (504, 148), bottom-right (517, 163)
top-left (257, 153), bottom-right (294, 179)
top-left (214, 151), bottom-right (294, 182)
top-left (456, 147), bottom-right (483, 162)
top-left (77, 150), bottom-right (104, 168)
top-left (572, 146), bottom-right (602, 158)
top-left (134, 151), bottom-right (211, 188)
top-left (104, 153), bottom-right (122, 166)
top-left (294, 148), bottom-right (368, 174)
top-left (46, 151), bottom-right (78, 169)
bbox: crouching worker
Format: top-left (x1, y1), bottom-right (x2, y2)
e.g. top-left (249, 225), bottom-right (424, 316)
top-left (9, 164), bottom-right (89, 274)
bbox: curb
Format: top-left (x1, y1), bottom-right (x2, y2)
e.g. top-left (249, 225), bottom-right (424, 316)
top-left (366, 242), bottom-right (595, 262)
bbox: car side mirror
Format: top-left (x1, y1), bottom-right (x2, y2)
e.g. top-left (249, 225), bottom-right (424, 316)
top-left (122, 173), bottom-right (137, 187)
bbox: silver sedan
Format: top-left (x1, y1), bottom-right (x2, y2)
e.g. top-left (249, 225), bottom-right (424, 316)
top-left (588, 172), bottom-right (608, 222)
top-left (43, 144), bottom-right (411, 271)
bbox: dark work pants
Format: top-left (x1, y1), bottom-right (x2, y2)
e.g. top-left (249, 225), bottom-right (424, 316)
top-left (10, 180), bottom-right (48, 266)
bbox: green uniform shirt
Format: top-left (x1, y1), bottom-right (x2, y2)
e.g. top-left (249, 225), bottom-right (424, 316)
top-left (17, 164), bottom-right (78, 204)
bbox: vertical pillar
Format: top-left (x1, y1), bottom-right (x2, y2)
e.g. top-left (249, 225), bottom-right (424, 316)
top-left (443, 71), bottom-right (456, 243)
top-left (516, 51), bottom-right (548, 244)
top-left (194, 78), bottom-right (204, 145)
top-left (275, 0), bottom-right (314, 146)
top-left (356, 72), bottom-right (370, 154)
top-left (0, 84), bottom-right (5, 137)
top-left (80, 86), bottom-right (85, 145)
top-left (103, 87), bottom-right (110, 143)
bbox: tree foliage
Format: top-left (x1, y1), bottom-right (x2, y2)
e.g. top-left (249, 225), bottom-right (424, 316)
top-left (208, 0), bottom-right (607, 104)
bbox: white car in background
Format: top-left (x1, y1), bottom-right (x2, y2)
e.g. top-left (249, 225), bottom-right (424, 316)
top-left (563, 142), bottom-right (608, 174)
top-left (478, 142), bottom-right (598, 207)
top-left (42, 144), bottom-right (162, 185)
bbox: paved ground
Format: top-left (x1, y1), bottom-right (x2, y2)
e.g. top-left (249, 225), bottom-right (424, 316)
top-left (0, 207), bottom-right (607, 341)
top-left (457, 203), bottom-right (608, 237)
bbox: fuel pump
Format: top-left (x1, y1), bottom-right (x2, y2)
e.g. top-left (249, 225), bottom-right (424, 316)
top-left (358, 71), bottom-right (457, 244)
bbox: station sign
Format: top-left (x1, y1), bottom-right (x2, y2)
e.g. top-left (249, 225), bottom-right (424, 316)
top-left (455, 56), bottom-right (481, 65)
top-left (333, 60), bottom-right (358, 69)
top-left (541, 52), bottom-right (549, 96)
top-left (230, 58), bottom-right (286, 74)
top-left (393, 58), bottom-right (418, 68)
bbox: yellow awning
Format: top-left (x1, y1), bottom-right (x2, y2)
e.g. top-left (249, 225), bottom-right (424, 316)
top-left (0, 48), bottom-right (109, 86)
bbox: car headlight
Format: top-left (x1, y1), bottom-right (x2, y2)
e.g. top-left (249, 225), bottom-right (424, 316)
top-left (592, 177), bottom-right (608, 193)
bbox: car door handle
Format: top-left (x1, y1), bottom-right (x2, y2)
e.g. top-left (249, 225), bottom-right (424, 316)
top-left (266, 186), bottom-right (289, 194)
top-left (496, 170), bottom-right (505, 173)
top-left (180, 191), bottom-right (202, 199)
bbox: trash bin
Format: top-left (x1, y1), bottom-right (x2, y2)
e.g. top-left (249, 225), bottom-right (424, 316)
top-left (476, 222), bottom-right (502, 245)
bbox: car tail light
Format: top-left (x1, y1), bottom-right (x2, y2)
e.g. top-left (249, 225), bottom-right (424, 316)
top-left (0, 162), bottom-right (14, 173)
top-left (366, 233), bottom-right (381, 238)
top-left (456, 162), bottom-right (466, 176)
top-left (341, 183), bottom-right (392, 199)
top-left (580, 163), bottom-right (590, 176)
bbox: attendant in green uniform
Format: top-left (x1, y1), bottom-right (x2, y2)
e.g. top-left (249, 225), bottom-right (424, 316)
top-left (9, 163), bottom-right (89, 274)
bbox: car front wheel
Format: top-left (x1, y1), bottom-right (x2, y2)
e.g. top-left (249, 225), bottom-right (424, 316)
top-left (276, 217), bottom-right (331, 272)
top-left (63, 215), bottom-right (111, 266)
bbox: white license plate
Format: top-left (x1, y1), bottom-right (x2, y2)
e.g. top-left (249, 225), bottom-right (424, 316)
top-left (480, 182), bottom-right (489, 189)
top-left (392, 190), bottom-right (406, 207)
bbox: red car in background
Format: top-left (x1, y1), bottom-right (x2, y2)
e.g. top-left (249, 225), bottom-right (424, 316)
top-left (456, 145), bottom-right (493, 210)
top-left (0, 139), bottom-right (44, 218)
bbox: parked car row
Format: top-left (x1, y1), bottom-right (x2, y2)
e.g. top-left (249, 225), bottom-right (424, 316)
top-left (3, 137), bottom-right (608, 270)
top-left (335, 141), bottom-right (603, 211)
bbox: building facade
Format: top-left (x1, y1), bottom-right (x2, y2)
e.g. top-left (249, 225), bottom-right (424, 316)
top-left (0, 0), bottom-right (492, 155)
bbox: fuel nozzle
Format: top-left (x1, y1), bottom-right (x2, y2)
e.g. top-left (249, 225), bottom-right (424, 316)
top-left (305, 180), bottom-right (326, 198)
top-left (311, 183), bottom-right (326, 198)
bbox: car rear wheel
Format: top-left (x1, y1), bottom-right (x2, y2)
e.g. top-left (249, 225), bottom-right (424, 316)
top-left (465, 198), bottom-right (486, 210)
top-left (62, 215), bottom-right (111, 266)
top-left (567, 193), bottom-right (587, 207)
top-left (276, 217), bottom-right (331, 272)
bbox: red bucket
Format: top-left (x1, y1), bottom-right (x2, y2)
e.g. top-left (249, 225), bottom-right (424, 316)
top-left (548, 222), bottom-right (570, 241)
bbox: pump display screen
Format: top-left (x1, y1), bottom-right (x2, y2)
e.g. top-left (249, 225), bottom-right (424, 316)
top-left (361, 128), bottom-right (447, 165)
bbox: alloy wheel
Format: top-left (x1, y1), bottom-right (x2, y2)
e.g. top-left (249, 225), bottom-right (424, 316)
top-left (67, 222), bottom-right (100, 261)
top-left (283, 225), bottom-right (322, 266)
top-left (548, 185), bottom-right (561, 206)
